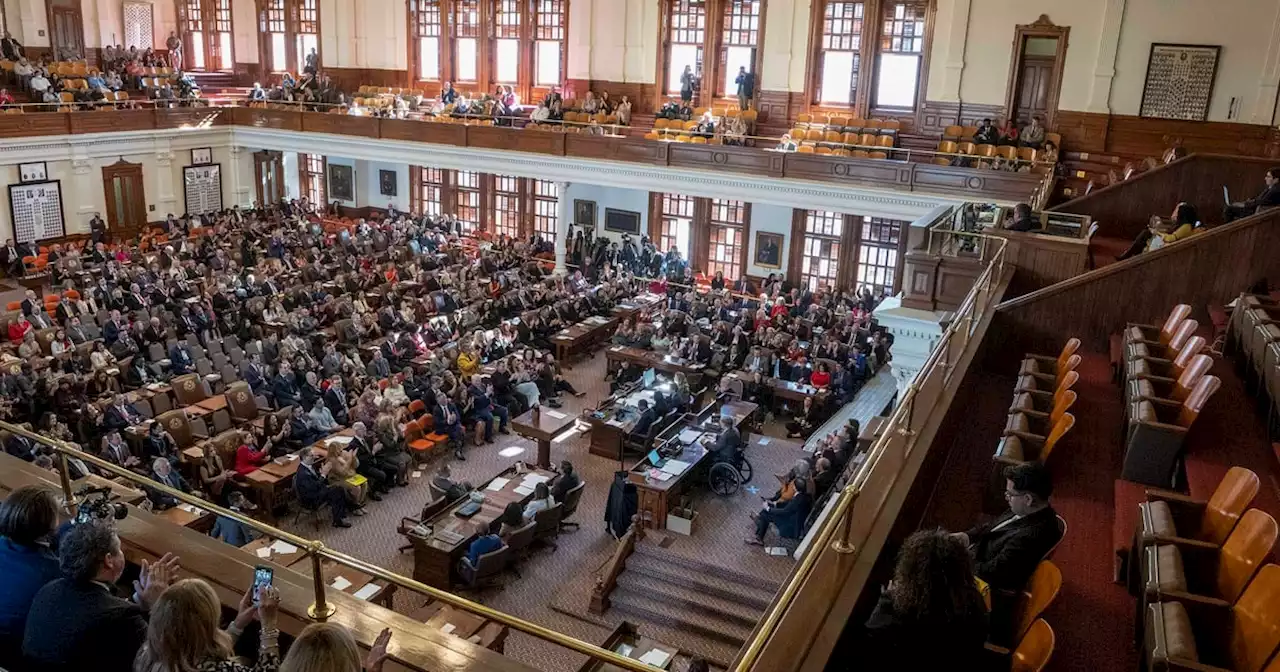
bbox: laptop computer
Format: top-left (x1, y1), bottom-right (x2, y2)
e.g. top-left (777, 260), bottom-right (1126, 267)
top-left (647, 449), bottom-right (665, 468)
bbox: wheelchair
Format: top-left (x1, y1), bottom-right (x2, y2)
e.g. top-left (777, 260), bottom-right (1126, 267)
top-left (708, 448), bottom-right (753, 496)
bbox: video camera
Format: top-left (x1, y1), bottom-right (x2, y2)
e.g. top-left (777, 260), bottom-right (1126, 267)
top-left (72, 486), bottom-right (129, 526)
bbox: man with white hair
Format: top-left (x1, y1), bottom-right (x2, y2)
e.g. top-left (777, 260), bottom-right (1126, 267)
top-left (145, 458), bottom-right (190, 510)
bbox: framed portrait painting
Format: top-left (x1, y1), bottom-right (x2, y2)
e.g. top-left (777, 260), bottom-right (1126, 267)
top-left (754, 231), bottom-right (783, 268)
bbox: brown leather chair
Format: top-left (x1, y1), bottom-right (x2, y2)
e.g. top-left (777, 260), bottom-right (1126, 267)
top-left (1007, 390), bottom-right (1076, 438)
top-left (503, 521), bottom-right (538, 576)
top-left (1144, 563), bottom-right (1280, 672)
top-left (1141, 508), bottom-right (1278, 643)
top-left (995, 412), bottom-right (1075, 467)
top-left (1121, 376), bottom-right (1222, 486)
top-left (1019, 338), bottom-right (1080, 380)
top-left (1129, 304), bottom-right (1193, 347)
top-left (1018, 353), bottom-right (1081, 391)
top-left (558, 481), bottom-right (586, 531)
top-left (1128, 466), bottom-right (1261, 592)
top-left (458, 544), bottom-right (510, 591)
top-left (1012, 371), bottom-right (1078, 414)
top-left (533, 502), bottom-right (563, 551)
top-left (1228, 295), bottom-right (1277, 357)
top-left (155, 409), bottom-right (208, 450)
top-left (1126, 354), bottom-right (1213, 408)
top-left (1127, 317), bottom-right (1200, 367)
top-left (171, 373), bottom-right (209, 407)
top-left (225, 381), bottom-right (271, 423)
top-left (988, 560), bottom-right (1062, 652)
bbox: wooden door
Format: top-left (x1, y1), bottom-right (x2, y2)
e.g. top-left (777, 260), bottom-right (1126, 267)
top-left (1013, 57), bottom-right (1054, 125)
top-left (50, 6), bottom-right (85, 59)
top-left (102, 162), bottom-right (148, 238)
top-left (254, 151), bottom-right (285, 206)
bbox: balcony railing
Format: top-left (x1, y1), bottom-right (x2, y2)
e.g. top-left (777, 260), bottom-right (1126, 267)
top-left (0, 100), bottom-right (1050, 203)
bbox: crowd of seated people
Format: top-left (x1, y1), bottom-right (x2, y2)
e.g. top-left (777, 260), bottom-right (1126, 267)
top-left (1, 44), bottom-right (192, 111)
top-left (250, 71), bottom-right (344, 110)
top-left (0, 490), bottom-right (395, 671)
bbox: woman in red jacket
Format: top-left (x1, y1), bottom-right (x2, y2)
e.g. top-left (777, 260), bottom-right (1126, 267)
top-left (233, 432), bottom-right (272, 475)
top-left (810, 362), bottom-right (833, 389)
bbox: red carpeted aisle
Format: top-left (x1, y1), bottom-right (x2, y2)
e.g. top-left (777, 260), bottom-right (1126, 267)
top-left (919, 350), bottom-right (1280, 672)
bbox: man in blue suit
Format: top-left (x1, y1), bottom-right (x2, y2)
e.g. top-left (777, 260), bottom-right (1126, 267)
top-left (294, 448), bottom-right (350, 528)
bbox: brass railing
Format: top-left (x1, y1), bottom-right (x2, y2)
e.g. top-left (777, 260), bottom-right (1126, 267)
top-left (732, 225), bottom-right (1007, 671)
top-left (0, 422), bottom-right (656, 672)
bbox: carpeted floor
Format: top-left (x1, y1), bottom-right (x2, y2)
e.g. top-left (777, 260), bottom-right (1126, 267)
top-left (919, 349), bottom-right (1280, 672)
top-left (274, 347), bottom-right (835, 671)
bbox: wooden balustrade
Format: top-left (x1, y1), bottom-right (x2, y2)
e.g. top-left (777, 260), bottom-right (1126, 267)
top-left (1050, 154), bottom-right (1280, 241)
top-left (0, 106), bottom-right (1045, 202)
top-left (589, 516), bottom-right (643, 615)
top-left (992, 207), bottom-right (1280, 358)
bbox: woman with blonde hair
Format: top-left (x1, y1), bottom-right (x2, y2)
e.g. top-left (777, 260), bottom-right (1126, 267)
top-left (324, 440), bottom-right (368, 511)
top-left (134, 578), bottom-right (280, 672)
top-left (280, 622), bottom-right (391, 672)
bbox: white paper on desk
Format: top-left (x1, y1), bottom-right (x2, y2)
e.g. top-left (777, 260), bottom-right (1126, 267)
top-left (284, 453), bottom-right (299, 461)
top-left (660, 459), bottom-right (691, 476)
top-left (255, 547), bottom-right (272, 559)
top-left (650, 471), bottom-right (674, 482)
top-left (411, 470), bottom-right (423, 479)
top-left (677, 429), bottom-right (703, 444)
top-left (758, 437), bottom-right (771, 445)
top-left (441, 623), bottom-right (457, 634)
top-left (327, 436), bottom-right (355, 446)
top-left (486, 477), bottom-right (511, 491)
top-left (352, 583), bottom-right (380, 601)
top-left (523, 473), bottom-right (551, 484)
top-left (270, 540), bottom-right (299, 555)
top-left (544, 410), bottom-right (567, 419)
top-left (513, 485), bottom-right (534, 496)
top-left (638, 649), bottom-right (671, 667)
top-left (330, 576), bottom-right (352, 590)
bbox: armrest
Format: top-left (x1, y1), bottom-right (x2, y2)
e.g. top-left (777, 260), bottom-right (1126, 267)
top-left (1009, 408), bottom-right (1049, 419)
top-left (1024, 354), bottom-right (1059, 364)
top-left (1144, 489), bottom-right (1204, 506)
top-left (1144, 396), bottom-right (1185, 409)
top-left (1129, 418), bottom-right (1189, 434)
top-left (1003, 429), bottom-right (1046, 445)
top-left (1023, 371), bottom-right (1060, 382)
top-left (1127, 322), bottom-right (1159, 330)
top-left (1143, 534), bottom-right (1219, 551)
top-left (1135, 373), bottom-right (1178, 386)
top-left (398, 516), bottom-right (422, 535)
top-left (1131, 354), bottom-right (1174, 366)
top-left (982, 642), bottom-right (1011, 656)
top-left (1016, 386), bottom-right (1055, 398)
top-left (191, 430), bottom-right (209, 440)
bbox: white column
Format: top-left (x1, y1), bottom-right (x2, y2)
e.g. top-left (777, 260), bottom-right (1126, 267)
top-left (872, 296), bottom-right (947, 398)
top-left (554, 181), bottom-right (571, 274)
top-left (71, 156), bottom-right (96, 234)
top-left (938, 0), bottom-right (971, 102)
top-left (153, 137), bottom-right (178, 218)
top-left (1087, 0), bottom-right (1126, 114)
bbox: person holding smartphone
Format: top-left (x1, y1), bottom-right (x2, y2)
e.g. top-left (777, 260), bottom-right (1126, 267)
top-left (133, 577), bottom-right (281, 672)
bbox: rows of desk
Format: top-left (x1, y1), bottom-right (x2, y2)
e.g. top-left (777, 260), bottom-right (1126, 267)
top-left (0, 453), bottom-right (528, 672)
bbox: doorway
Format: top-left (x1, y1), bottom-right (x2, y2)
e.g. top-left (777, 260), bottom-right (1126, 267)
top-left (102, 161), bottom-right (148, 237)
top-left (48, 0), bottom-right (85, 60)
top-left (254, 151), bottom-right (285, 206)
top-left (1003, 16), bottom-right (1069, 129)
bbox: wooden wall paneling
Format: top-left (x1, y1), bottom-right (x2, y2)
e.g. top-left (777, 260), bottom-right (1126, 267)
top-left (1001, 15), bottom-right (1069, 130)
top-left (691, 197), bottom-right (711, 272)
top-left (377, 118), bottom-right (462, 145)
top-left (69, 109), bottom-right (156, 134)
top-left (155, 108), bottom-right (229, 128)
top-left (1104, 115), bottom-right (1275, 158)
top-left (564, 134), bottom-right (669, 164)
top-left (467, 125), bottom-right (566, 155)
top-left (667, 143), bottom-right (785, 177)
top-left (900, 250), bottom-right (941, 310)
top-left (647, 191), bottom-right (662, 242)
top-left (1051, 154), bottom-right (1280, 240)
top-left (910, 163), bottom-right (1045, 200)
top-left (986, 229), bottom-right (1090, 297)
top-left (934, 255), bottom-right (985, 312)
top-left (916, 100), bottom-right (1007, 135)
top-left (231, 107), bottom-right (304, 131)
top-left (992, 208), bottom-right (1280, 359)
top-left (0, 113), bottom-right (72, 138)
top-left (1052, 110), bottom-right (1109, 155)
top-left (782, 154), bottom-right (907, 187)
top-left (756, 89), bottom-right (793, 133)
top-left (786, 207), bottom-right (805, 282)
top-left (300, 113), bottom-right (380, 137)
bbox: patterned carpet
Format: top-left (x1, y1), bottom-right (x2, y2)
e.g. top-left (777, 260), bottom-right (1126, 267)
top-left (276, 347), bottom-right (845, 671)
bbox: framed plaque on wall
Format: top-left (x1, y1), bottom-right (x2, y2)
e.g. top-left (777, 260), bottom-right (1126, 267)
top-left (183, 164), bottom-right (223, 215)
top-left (1139, 43), bottom-right (1220, 121)
top-left (8, 181), bottom-right (65, 243)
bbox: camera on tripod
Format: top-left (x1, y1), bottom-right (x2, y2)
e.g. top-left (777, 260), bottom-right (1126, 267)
top-left (72, 486), bottom-right (128, 526)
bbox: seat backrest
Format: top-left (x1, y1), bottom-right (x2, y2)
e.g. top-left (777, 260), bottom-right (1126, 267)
top-left (1012, 561), bottom-right (1062, 644)
top-left (1176, 374), bottom-right (1220, 428)
top-left (1216, 509), bottom-right (1279, 603)
top-left (534, 502), bottom-right (563, 536)
top-left (1048, 390), bottom-right (1077, 427)
top-left (1052, 371), bottom-right (1079, 405)
top-left (1160, 304), bottom-right (1193, 343)
top-left (1173, 336), bottom-right (1207, 371)
top-left (562, 481), bottom-right (586, 518)
top-left (1201, 467), bottom-right (1261, 544)
top-left (156, 409), bottom-right (193, 448)
top-left (505, 520), bottom-right (537, 553)
top-left (1040, 413), bottom-right (1074, 462)
top-left (475, 545), bottom-right (510, 579)
top-left (1058, 354), bottom-right (1081, 379)
top-left (1167, 319), bottom-right (1199, 353)
top-left (172, 373), bottom-right (207, 406)
top-left (1010, 619), bottom-right (1055, 672)
top-left (1228, 563), bottom-right (1280, 672)
top-left (1172, 354), bottom-right (1214, 400)
top-left (224, 382), bottom-right (258, 421)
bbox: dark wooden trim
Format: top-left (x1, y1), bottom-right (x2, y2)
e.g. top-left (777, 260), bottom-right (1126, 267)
top-left (1002, 14), bottom-right (1069, 129)
top-left (101, 159), bottom-right (147, 238)
top-left (786, 207), bottom-right (805, 282)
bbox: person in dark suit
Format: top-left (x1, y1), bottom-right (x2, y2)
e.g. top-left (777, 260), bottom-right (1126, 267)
top-left (102, 311), bottom-right (125, 345)
top-left (242, 353), bottom-right (268, 395)
top-left (22, 523), bottom-right (180, 672)
top-left (102, 395), bottom-right (142, 432)
top-left (631, 399), bottom-right (656, 437)
top-left (431, 464), bottom-right (471, 502)
top-left (349, 423), bottom-right (392, 498)
top-left (366, 350), bottom-right (392, 379)
top-left (167, 342), bottom-right (194, 375)
top-left (1225, 167), bottom-right (1280, 222)
top-left (708, 415), bottom-right (741, 465)
top-left (860, 529), bottom-right (988, 669)
top-left (747, 479), bottom-right (812, 545)
top-left (209, 492), bottom-right (259, 547)
top-left (0, 486), bottom-right (60, 668)
top-left (323, 376), bottom-right (350, 426)
top-left (295, 447), bottom-right (350, 528)
top-left (143, 458), bottom-right (191, 510)
top-left (272, 363), bottom-right (302, 407)
top-left (432, 396), bottom-right (465, 460)
top-left (953, 461), bottom-right (1061, 591)
top-left (552, 460), bottom-right (581, 504)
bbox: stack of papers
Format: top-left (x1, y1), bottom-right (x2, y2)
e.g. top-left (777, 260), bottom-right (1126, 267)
top-left (269, 540), bottom-right (299, 555)
top-left (486, 477), bottom-right (511, 492)
top-left (330, 576), bottom-right (352, 590)
top-left (544, 409), bottom-right (567, 419)
top-left (255, 547), bottom-right (272, 559)
top-left (638, 649), bottom-right (671, 667)
top-left (513, 485), bottom-right (534, 496)
top-left (678, 429), bottom-right (704, 444)
top-left (659, 459), bottom-right (692, 476)
top-left (352, 583), bottom-right (380, 600)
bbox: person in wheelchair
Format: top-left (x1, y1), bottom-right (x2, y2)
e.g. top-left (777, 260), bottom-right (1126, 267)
top-left (706, 415), bottom-right (742, 466)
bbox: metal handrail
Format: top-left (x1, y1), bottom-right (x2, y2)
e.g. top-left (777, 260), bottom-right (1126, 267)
top-left (732, 225), bottom-right (1006, 671)
top-left (1, 422), bottom-right (657, 672)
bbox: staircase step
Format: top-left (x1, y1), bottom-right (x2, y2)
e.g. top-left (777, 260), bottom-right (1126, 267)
top-left (632, 542), bottom-right (781, 594)
top-left (615, 572), bottom-right (763, 627)
top-left (610, 587), bottom-right (754, 647)
top-left (624, 553), bottom-right (777, 611)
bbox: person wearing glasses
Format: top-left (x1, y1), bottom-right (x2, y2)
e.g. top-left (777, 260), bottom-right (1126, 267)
top-left (950, 461), bottom-right (1060, 592)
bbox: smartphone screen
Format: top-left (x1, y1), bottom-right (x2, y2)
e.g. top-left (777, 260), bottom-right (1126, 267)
top-left (252, 566), bottom-right (273, 605)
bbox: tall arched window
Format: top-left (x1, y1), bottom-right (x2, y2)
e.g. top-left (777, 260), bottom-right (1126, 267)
top-left (259, 0), bottom-right (319, 75)
top-left (809, 0), bottom-right (930, 114)
top-left (178, 0), bottom-right (235, 71)
top-left (658, 0), bottom-right (764, 106)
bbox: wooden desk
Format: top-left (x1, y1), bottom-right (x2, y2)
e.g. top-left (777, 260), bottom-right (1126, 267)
top-left (605, 346), bottom-right (707, 380)
top-left (510, 407), bottom-right (578, 468)
top-left (295, 555), bottom-right (396, 609)
top-left (425, 604), bottom-right (487, 639)
top-left (240, 535), bottom-right (309, 568)
top-left (551, 315), bottom-right (618, 367)
top-left (0, 454), bottom-right (542, 672)
top-left (857, 415), bottom-right (890, 454)
top-left (724, 370), bottom-right (824, 403)
top-left (404, 466), bottom-right (558, 589)
top-left (612, 293), bottom-right (666, 320)
top-left (194, 395), bottom-right (229, 413)
top-left (407, 602), bottom-right (510, 653)
top-left (578, 621), bottom-right (680, 672)
top-left (156, 502), bottom-right (216, 532)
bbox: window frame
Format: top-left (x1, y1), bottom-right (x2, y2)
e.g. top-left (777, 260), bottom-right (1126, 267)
top-left (706, 198), bottom-right (749, 281)
top-left (179, 0), bottom-right (236, 73)
top-left (408, 0), bottom-right (569, 104)
top-left (300, 153), bottom-right (326, 209)
top-left (657, 0), bottom-right (767, 107)
top-left (806, 0), bottom-right (932, 117)
top-left (799, 210), bottom-right (844, 293)
top-left (258, 0), bottom-right (320, 75)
